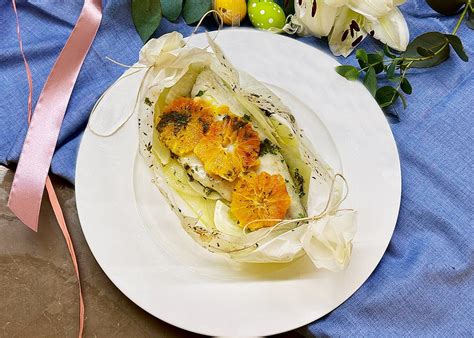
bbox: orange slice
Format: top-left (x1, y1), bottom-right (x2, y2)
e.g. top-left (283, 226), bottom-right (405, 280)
top-left (194, 116), bottom-right (260, 181)
top-left (157, 97), bottom-right (214, 156)
top-left (230, 172), bottom-right (291, 231)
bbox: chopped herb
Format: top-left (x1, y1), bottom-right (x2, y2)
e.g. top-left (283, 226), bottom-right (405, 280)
top-left (242, 114), bottom-right (251, 122)
top-left (294, 168), bottom-right (305, 198)
top-left (203, 186), bottom-right (215, 196)
top-left (144, 97), bottom-right (152, 106)
top-left (157, 111), bottom-right (191, 135)
top-left (145, 142), bottom-right (152, 152)
top-left (259, 139), bottom-right (279, 156)
top-left (196, 90), bottom-right (206, 97)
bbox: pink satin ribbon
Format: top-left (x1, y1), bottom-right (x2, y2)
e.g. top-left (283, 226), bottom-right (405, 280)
top-left (9, 1), bottom-right (103, 336)
top-left (9, 0), bottom-right (102, 230)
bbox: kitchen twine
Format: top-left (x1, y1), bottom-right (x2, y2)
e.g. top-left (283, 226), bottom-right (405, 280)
top-left (9, 0), bottom-right (102, 336)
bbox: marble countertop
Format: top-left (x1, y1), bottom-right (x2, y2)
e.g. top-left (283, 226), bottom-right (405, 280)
top-left (0, 165), bottom-right (303, 337)
top-left (0, 165), bottom-right (195, 337)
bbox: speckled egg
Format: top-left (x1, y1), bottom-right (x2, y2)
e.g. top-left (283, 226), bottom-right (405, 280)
top-left (248, 1), bottom-right (286, 30)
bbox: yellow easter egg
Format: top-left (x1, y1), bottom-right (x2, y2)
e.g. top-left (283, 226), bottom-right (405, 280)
top-left (214, 0), bottom-right (247, 25)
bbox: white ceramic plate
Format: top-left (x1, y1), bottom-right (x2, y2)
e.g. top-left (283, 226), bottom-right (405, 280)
top-left (76, 29), bottom-right (401, 336)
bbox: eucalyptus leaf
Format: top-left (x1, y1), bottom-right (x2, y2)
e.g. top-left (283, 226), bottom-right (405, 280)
top-left (183, 0), bottom-right (212, 24)
top-left (386, 61), bottom-right (397, 79)
top-left (275, 0), bottom-right (295, 15)
top-left (161, 0), bottom-right (183, 22)
top-left (363, 67), bottom-right (377, 97)
top-left (356, 49), bottom-right (368, 65)
top-left (335, 65), bottom-right (360, 81)
top-left (383, 44), bottom-right (397, 59)
top-left (368, 53), bottom-right (384, 73)
top-left (131, 0), bottom-right (162, 43)
top-left (400, 78), bottom-right (412, 94)
top-left (467, 7), bottom-right (474, 29)
top-left (376, 86), bottom-right (398, 108)
top-left (403, 32), bottom-right (450, 68)
top-left (445, 34), bottom-right (469, 61)
top-left (417, 46), bottom-right (435, 57)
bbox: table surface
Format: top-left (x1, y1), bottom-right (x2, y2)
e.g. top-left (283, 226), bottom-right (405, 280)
top-left (0, 165), bottom-right (195, 337)
top-left (0, 165), bottom-right (304, 337)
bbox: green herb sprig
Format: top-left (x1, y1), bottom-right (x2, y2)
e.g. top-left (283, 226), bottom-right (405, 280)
top-left (336, 0), bottom-right (472, 113)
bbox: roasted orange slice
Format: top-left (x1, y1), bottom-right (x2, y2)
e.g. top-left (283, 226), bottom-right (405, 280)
top-left (194, 116), bottom-right (260, 181)
top-left (230, 172), bottom-right (291, 231)
top-left (157, 97), bottom-right (214, 156)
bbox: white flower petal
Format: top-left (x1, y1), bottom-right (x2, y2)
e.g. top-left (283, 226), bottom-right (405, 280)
top-left (323, 0), bottom-right (348, 7)
top-left (365, 7), bottom-right (409, 51)
top-left (347, 0), bottom-right (394, 21)
top-left (328, 7), bottom-right (367, 57)
top-left (294, 0), bottom-right (339, 37)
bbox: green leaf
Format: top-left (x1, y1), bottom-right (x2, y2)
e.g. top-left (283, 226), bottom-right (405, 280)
top-left (368, 52), bottom-right (384, 73)
top-left (445, 34), bottom-right (469, 61)
top-left (363, 67), bottom-right (377, 97)
top-left (398, 90), bottom-right (408, 109)
top-left (131, 0), bottom-right (162, 43)
top-left (467, 7), bottom-right (474, 29)
top-left (376, 86), bottom-right (399, 108)
top-left (386, 61), bottom-right (397, 79)
top-left (182, 0), bottom-right (212, 24)
top-left (383, 44), bottom-right (397, 58)
top-left (402, 32), bottom-right (450, 68)
top-left (335, 65), bottom-right (360, 81)
top-left (281, 0), bottom-right (295, 15)
top-left (400, 78), bottom-right (412, 94)
top-left (425, 0), bottom-right (465, 15)
top-left (161, 0), bottom-right (183, 22)
top-left (416, 46), bottom-right (434, 56)
top-left (356, 49), bottom-right (369, 65)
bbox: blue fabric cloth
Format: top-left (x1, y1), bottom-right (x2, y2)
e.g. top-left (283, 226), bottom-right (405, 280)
top-left (1, 0), bottom-right (472, 335)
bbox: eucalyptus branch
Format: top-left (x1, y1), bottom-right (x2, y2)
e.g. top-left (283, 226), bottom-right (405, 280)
top-left (335, 1), bottom-right (470, 114)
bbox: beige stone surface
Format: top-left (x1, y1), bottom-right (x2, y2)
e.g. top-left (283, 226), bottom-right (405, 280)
top-left (0, 165), bottom-right (304, 338)
top-left (0, 166), bottom-right (196, 337)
